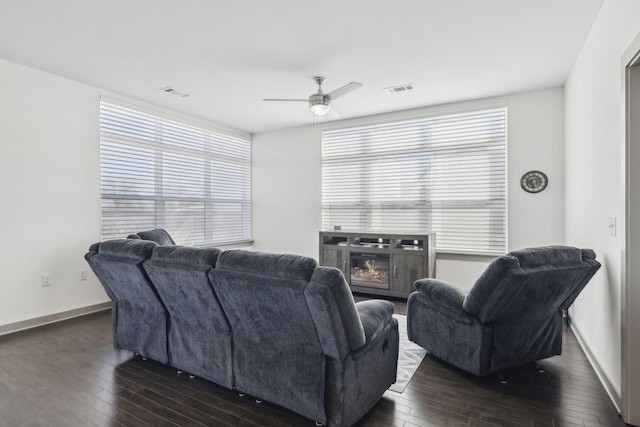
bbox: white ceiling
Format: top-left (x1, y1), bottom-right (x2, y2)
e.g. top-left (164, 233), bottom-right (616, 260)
top-left (0, 0), bottom-right (603, 134)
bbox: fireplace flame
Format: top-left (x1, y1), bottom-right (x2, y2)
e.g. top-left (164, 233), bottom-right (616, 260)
top-left (354, 259), bottom-right (388, 283)
top-left (366, 260), bottom-right (375, 274)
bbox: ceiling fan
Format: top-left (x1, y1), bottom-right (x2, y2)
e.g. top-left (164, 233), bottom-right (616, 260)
top-left (263, 77), bottom-right (363, 116)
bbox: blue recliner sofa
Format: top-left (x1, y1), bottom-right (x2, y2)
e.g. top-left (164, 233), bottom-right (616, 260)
top-left (407, 245), bottom-right (600, 376)
top-left (86, 240), bottom-right (399, 427)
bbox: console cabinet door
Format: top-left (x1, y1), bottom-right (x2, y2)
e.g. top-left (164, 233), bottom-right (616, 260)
top-left (391, 252), bottom-right (424, 294)
top-left (321, 248), bottom-right (349, 280)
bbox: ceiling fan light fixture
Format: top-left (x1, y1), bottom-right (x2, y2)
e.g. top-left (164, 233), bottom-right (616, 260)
top-left (310, 101), bottom-right (330, 116)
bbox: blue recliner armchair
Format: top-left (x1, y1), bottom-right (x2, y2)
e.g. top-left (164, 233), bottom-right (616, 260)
top-left (407, 245), bottom-right (600, 376)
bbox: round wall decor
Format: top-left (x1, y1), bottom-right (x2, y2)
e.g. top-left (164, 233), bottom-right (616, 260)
top-left (520, 170), bottom-right (548, 193)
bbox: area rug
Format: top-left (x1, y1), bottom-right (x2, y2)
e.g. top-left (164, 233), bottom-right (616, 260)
top-left (387, 314), bottom-right (427, 393)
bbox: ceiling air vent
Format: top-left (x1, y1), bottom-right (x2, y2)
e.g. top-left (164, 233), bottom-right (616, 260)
top-left (160, 87), bottom-right (191, 98)
top-left (384, 84), bottom-right (415, 94)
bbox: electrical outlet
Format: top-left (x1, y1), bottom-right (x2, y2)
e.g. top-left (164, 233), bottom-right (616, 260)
top-left (79, 269), bottom-right (88, 281)
top-left (41, 273), bottom-right (52, 287)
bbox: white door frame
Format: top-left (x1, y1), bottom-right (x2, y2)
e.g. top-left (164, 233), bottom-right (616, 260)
top-left (622, 35), bottom-right (640, 426)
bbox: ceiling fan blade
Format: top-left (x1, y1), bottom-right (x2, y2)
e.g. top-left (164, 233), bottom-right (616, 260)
top-left (328, 104), bottom-right (341, 118)
top-left (263, 98), bottom-right (308, 102)
top-left (327, 82), bottom-right (363, 100)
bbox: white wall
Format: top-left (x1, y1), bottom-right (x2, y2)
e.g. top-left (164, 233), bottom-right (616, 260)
top-left (252, 88), bottom-right (565, 289)
top-left (0, 58), bottom-right (249, 329)
top-left (564, 0), bottom-right (640, 412)
top-left (0, 54), bottom-right (567, 338)
top-left (0, 58), bottom-right (107, 325)
top-left (252, 124), bottom-right (323, 258)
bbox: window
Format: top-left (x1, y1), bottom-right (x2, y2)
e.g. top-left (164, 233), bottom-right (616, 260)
top-left (99, 98), bottom-right (251, 246)
top-left (322, 108), bottom-right (506, 255)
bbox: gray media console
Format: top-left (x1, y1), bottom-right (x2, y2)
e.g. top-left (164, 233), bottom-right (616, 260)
top-left (319, 231), bottom-right (436, 299)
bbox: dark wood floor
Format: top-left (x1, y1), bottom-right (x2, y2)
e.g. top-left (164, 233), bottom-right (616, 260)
top-left (0, 299), bottom-right (627, 427)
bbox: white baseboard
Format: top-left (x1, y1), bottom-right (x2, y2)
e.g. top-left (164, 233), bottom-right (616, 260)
top-left (570, 321), bottom-right (622, 414)
top-left (0, 302), bottom-right (112, 337)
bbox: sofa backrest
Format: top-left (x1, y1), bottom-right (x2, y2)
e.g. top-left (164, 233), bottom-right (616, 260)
top-left (85, 239), bottom-right (159, 307)
top-left (557, 248), bottom-right (600, 310)
top-left (127, 228), bottom-right (176, 245)
top-left (142, 246), bottom-right (223, 327)
top-left (143, 245), bottom-right (232, 386)
top-left (84, 239), bottom-right (168, 363)
top-left (462, 246), bottom-right (601, 323)
top-left (209, 249), bottom-right (327, 424)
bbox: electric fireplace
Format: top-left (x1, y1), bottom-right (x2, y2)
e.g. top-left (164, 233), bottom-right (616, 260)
top-left (350, 252), bottom-right (390, 290)
top-left (319, 231), bottom-right (436, 298)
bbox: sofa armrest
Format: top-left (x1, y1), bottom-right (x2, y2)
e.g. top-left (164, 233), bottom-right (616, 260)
top-left (354, 299), bottom-right (395, 344)
top-left (411, 278), bottom-right (472, 323)
top-left (414, 278), bottom-right (466, 308)
top-left (408, 279), bottom-right (492, 376)
top-left (325, 313), bottom-right (398, 427)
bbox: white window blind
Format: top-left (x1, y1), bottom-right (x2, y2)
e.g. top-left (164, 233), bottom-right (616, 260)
top-left (99, 98), bottom-right (251, 246)
top-left (322, 108), bottom-right (507, 255)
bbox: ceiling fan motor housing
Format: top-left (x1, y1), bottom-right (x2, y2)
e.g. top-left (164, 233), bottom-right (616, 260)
top-left (309, 92), bottom-right (330, 115)
top-left (309, 93), bottom-right (328, 108)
